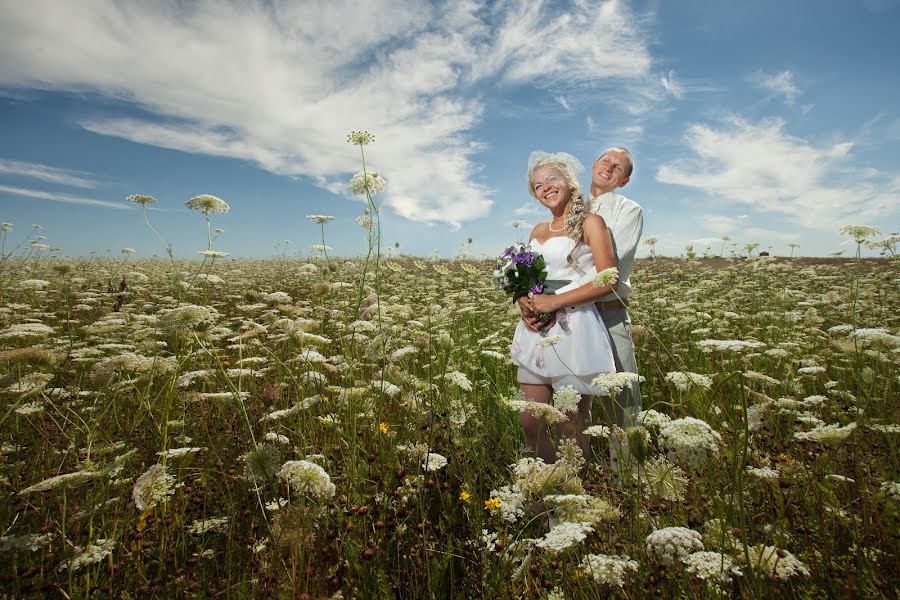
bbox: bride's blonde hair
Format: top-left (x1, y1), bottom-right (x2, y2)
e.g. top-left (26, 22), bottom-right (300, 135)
top-left (527, 152), bottom-right (588, 268)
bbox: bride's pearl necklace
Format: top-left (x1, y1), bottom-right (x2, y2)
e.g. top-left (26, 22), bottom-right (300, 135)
top-left (548, 218), bottom-right (566, 232)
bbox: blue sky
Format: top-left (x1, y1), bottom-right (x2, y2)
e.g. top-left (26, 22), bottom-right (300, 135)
top-left (1, 0), bottom-right (898, 259)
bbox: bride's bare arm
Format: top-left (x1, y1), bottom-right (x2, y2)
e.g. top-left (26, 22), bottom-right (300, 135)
top-left (527, 214), bottom-right (618, 314)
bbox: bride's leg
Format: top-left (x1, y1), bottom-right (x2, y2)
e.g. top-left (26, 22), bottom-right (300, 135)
top-left (554, 394), bottom-right (592, 460)
top-left (519, 383), bottom-right (556, 463)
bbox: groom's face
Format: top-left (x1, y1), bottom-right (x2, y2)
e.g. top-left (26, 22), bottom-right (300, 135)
top-left (592, 149), bottom-right (631, 195)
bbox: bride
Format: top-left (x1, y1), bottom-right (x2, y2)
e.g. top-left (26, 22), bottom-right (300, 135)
top-left (510, 151), bottom-right (618, 463)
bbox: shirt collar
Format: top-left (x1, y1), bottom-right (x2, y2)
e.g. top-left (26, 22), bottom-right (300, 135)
top-left (589, 190), bottom-right (616, 211)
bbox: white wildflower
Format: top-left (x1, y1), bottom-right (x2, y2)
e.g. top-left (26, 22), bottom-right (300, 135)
top-left (580, 553), bottom-right (639, 587)
top-left (278, 460), bottom-right (336, 500)
top-left (794, 422), bottom-right (856, 444)
top-left (659, 417), bottom-right (722, 469)
top-left (185, 194), bottom-right (229, 214)
top-left (683, 551), bottom-right (742, 584)
top-left (132, 464), bottom-right (176, 510)
top-left (646, 526), bottom-right (704, 565)
top-left (744, 545), bottom-right (810, 580)
top-left (443, 371), bottom-right (473, 392)
top-left (592, 267), bottom-right (619, 287)
top-left (697, 339), bottom-right (765, 352)
top-left (349, 171), bottom-right (386, 196)
top-left (20, 470), bottom-right (101, 495)
top-left (590, 372), bottom-right (643, 396)
top-left (423, 452), bottom-right (448, 472)
top-left (552, 385), bottom-right (581, 414)
top-left (188, 517), bottom-right (229, 534)
top-left (665, 371), bottom-right (713, 391)
top-left (535, 521), bottom-right (593, 553)
top-left (60, 539), bottom-right (115, 571)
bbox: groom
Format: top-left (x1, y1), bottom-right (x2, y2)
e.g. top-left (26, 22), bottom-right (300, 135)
top-left (521, 147), bottom-right (643, 427)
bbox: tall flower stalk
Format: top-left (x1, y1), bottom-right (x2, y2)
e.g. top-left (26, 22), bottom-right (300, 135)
top-left (306, 215), bottom-right (335, 261)
top-left (127, 194), bottom-right (184, 295)
top-left (347, 131), bottom-right (386, 323)
top-left (184, 195), bottom-right (230, 292)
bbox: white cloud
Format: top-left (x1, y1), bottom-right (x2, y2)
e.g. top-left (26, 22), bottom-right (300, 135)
top-left (0, 185), bottom-right (131, 210)
top-left (0, 0), bottom-right (652, 229)
top-left (699, 215), bottom-right (741, 234)
top-left (554, 96), bottom-right (571, 111)
top-left (656, 116), bottom-right (900, 231)
top-left (748, 70), bottom-right (801, 104)
top-left (0, 159), bottom-right (98, 188)
top-left (513, 201), bottom-right (544, 217)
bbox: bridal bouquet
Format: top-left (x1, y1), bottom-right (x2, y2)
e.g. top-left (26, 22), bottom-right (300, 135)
top-left (493, 243), bottom-right (548, 302)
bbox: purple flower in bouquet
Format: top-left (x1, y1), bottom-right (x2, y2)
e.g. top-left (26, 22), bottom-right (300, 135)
top-left (513, 251), bottom-right (536, 267)
top-left (492, 242), bottom-right (547, 302)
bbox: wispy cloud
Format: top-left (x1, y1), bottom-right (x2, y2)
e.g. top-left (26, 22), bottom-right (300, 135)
top-left (657, 116), bottom-right (900, 230)
top-left (660, 70), bottom-right (682, 99)
top-left (0, 0), bottom-right (652, 229)
top-left (0, 159), bottom-right (98, 188)
top-left (513, 201), bottom-right (544, 217)
top-left (0, 185), bottom-right (131, 210)
top-left (748, 70), bottom-right (801, 105)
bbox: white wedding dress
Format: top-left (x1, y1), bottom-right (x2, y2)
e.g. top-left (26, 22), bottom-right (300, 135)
top-left (509, 236), bottom-right (616, 395)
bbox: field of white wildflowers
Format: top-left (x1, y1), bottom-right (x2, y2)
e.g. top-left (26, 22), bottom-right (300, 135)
top-left (0, 248), bottom-right (897, 598)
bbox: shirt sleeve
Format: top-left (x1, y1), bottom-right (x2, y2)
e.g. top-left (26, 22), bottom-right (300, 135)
top-left (614, 200), bottom-right (643, 265)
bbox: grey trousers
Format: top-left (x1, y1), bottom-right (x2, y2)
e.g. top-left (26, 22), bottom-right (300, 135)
top-left (598, 306), bottom-right (641, 427)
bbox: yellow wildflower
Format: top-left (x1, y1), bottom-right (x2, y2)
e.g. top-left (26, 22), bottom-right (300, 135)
top-left (379, 421), bottom-right (390, 434)
top-left (459, 490), bottom-right (471, 503)
top-left (484, 497), bottom-right (500, 511)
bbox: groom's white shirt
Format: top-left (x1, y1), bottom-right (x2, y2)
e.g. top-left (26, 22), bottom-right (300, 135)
top-left (588, 191), bottom-right (643, 302)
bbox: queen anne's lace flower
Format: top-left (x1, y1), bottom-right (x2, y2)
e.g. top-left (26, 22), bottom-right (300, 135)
top-left (683, 551), bottom-right (742, 584)
top-left (638, 409), bottom-right (672, 433)
top-left (488, 485), bottom-right (526, 523)
top-left (659, 417), bottom-right (722, 469)
top-left (646, 526), bottom-right (704, 565)
top-left (697, 339), bottom-right (765, 352)
top-left (592, 267), bottom-right (619, 287)
top-left (580, 553), bottom-right (638, 587)
top-left (132, 464), bottom-right (176, 510)
top-left (20, 470), bottom-right (100, 495)
top-left (640, 456), bottom-right (688, 501)
top-left (60, 539), bottom-right (115, 571)
top-left (185, 194), bottom-right (230, 214)
top-left (442, 371), bottom-right (472, 391)
top-left (278, 460), bottom-right (336, 500)
top-left (349, 171), bottom-right (386, 196)
top-left (590, 372), bottom-right (644, 396)
top-left (512, 457), bottom-right (583, 497)
top-left (347, 130), bottom-right (375, 145)
top-left (535, 521), bottom-right (593, 553)
top-left (794, 422), bottom-right (856, 443)
top-left (126, 194), bottom-right (157, 205)
top-left (552, 385), bottom-right (580, 414)
top-left (665, 371), bottom-right (713, 391)
top-left (744, 545), bottom-right (810, 580)
top-left (188, 517), bottom-right (229, 534)
top-left (157, 304), bottom-right (218, 333)
top-left (422, 452), bottom-right (448, 471)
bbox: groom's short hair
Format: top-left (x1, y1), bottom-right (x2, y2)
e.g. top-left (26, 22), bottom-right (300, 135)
top-left (601, 147), bottom-right (634, 178)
